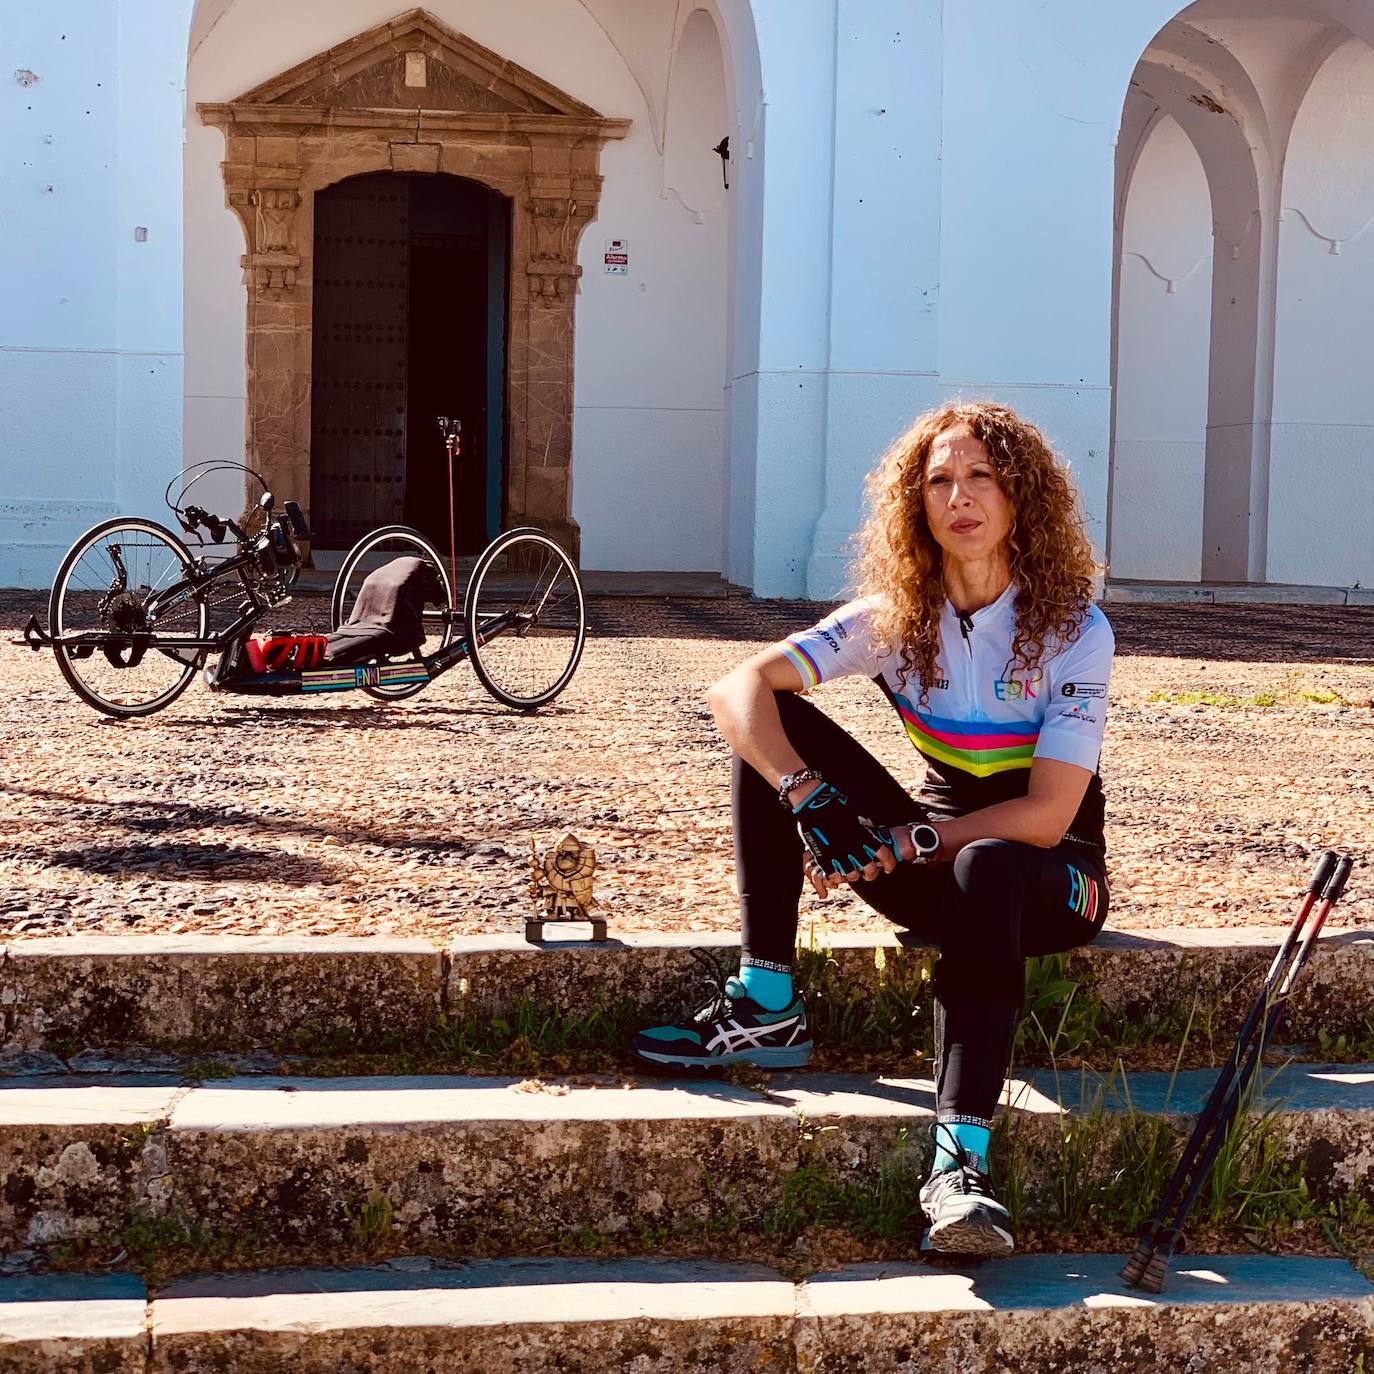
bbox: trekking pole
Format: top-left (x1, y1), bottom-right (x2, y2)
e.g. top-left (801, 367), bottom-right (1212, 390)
top-left (1121, 850), bottom-right (1352, 1291)
top-left (1129, 855), bottom-right (1350, 1293)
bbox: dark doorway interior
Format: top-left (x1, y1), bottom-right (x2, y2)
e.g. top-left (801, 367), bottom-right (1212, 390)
top-left (310, 172), bottom-right (509, 555)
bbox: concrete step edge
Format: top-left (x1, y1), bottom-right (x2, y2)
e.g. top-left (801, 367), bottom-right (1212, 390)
top-left (4, 927), bottom-right (1372, 1056)
top-left (6, 1062), bottom-right (1372, 1130)
top-left (4, 1257), bottom-right (1373, 1373)
top-left (4, 1066), bottom-right (1370, 1261)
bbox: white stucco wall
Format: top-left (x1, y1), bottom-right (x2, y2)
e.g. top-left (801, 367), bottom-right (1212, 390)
top-left (1269, 38), bottom-right (1374, 587)
top-left (1, 0), bottom-right (192, 586)
top-left (7, 0), bottom-right (1374, 595)
top-left (186, 0), bottom-right (733, 572)
top-left (1111, 114), bottom-right (1212, 582)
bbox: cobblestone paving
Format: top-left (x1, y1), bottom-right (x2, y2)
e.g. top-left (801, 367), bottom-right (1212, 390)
top-left (1, 591), bottom-right (1371, 942)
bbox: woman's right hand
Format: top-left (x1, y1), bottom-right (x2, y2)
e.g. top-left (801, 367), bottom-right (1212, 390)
top-left (793, 783), bottom-right (898, 888)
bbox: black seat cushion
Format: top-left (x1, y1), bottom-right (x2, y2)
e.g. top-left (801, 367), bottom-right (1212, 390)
top-left (324, 556), bottom-right (446, 666)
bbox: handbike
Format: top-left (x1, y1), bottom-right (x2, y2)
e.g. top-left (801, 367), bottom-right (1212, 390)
top-left (16, 461), bottom-right (586, 719)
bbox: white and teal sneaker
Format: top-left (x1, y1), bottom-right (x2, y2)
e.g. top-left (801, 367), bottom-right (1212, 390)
top-left (919, 1148), bottom-right (1015, 1257)
top-left (632, 959), bottom-right (812, 1072)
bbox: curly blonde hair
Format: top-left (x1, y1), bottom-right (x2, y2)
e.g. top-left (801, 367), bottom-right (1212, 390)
top-left (854, 401), bottom-right (1099, 700)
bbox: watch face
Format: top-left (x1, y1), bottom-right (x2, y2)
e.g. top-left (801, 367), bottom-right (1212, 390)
top-left (911, 824), bottom-right (940, 858)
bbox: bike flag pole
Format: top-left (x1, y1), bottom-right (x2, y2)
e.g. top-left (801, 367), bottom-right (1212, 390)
top-left (1121, 849), bottom-right (1352, 1292)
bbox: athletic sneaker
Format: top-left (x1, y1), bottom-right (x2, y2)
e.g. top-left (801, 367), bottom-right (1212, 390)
top-left (919, 1141), bottom-right (1015, 1257)
top-left (632, 953), bottom-right (812, 1072)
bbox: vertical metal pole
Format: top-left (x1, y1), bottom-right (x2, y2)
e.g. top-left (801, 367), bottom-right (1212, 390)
top-left (447, 426), bottom-right (461, 598)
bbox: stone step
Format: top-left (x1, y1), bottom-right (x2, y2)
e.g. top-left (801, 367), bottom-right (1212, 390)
top-left (4, 1064), bottom-right (1370, 1262)
top-left (5, 1255), bottom-right (1373, 1372)
top-left (4, 927), bottom-right (1372, 1061)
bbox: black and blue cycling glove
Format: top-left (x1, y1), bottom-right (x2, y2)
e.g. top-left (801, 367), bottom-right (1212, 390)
top-left (793, 782), bottom-right (895, 876)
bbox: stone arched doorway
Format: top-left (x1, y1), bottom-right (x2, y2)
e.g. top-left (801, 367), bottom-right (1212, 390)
top-left (198, 7), bottom-right (629, 560)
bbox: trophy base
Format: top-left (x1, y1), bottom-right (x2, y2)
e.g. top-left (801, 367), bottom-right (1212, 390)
top-left (525, 917), bottom-right (609, 944)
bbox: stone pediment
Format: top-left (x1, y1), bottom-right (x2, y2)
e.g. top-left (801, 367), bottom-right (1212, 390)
top-left (220, 8), bottom-right (602, 119)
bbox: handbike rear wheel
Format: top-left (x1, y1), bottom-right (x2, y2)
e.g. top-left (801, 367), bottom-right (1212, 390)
top-left (49, 517), bottom-right (207, 719)
top-left (330, 525), bottom-right (455, 701)
top-left (464, 528), bottom-right (586, 710)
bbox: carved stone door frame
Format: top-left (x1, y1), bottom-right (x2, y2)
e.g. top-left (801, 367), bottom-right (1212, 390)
top-left (198, 8), bottom-right (630, 558)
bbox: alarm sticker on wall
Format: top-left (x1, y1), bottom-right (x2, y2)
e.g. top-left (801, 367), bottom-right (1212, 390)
top-left (604, 238), bottom-right (629, 274)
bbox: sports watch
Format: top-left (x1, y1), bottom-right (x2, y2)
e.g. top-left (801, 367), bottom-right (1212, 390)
top-left (906, 822), bottom-right (942, 864)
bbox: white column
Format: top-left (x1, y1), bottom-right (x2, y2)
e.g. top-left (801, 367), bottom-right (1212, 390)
top-left (737, 0), bottom-right (838, 599)
top-left (804, 0), bottom-right (944, 600)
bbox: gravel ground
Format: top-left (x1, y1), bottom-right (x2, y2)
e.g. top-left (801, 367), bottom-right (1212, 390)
top-left (1, 591), bottom-right (1370, 942)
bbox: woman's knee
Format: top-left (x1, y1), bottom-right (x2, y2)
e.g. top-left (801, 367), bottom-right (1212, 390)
top-left (951, 837), bottom-right (1024, 891)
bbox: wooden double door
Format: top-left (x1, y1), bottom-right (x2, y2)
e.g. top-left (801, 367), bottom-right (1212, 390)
top-left (309, 172), bottom-right (509, 554)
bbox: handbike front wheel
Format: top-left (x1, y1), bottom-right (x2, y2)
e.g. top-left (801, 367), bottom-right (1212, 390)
top-left (330, 524), bottom-right (455, 701)
top-left (464, 528), bottom-right (586, 710)
top-left (49, 517), bottom-right (207, 719)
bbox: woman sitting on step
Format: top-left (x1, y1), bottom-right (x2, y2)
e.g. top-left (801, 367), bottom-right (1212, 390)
top-left (632, 400), bottom-right (1114, 1258)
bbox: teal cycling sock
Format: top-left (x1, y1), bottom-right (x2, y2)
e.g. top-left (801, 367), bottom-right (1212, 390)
top-left (738, 962), bottom-right (794, 1012)
top-left (932, 1121), bottom-right (992, 1174)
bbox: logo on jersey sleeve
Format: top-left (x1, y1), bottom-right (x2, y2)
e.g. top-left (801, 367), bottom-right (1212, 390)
top-left (1062, 682), bottom-right (1106, 698)
top-left (1061, 702), bottom-right (1098, 723)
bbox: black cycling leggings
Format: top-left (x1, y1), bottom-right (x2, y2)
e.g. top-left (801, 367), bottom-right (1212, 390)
top-left (736, 692), bottom-right (1108, 1126)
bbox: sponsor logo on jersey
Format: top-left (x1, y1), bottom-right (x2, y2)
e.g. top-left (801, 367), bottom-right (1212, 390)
top-left (1062, 682), bottom-right (1106, 698)
top-left (1062, 702), bottom-right (1097, 723)
top-left (993, 667), bottom-right (1042, 701)
top-left (820, 628), bottom-right (842, 654)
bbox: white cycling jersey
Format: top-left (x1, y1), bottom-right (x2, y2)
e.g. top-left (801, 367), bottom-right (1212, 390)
top-left (778, 582), bottom-right (1114, 850)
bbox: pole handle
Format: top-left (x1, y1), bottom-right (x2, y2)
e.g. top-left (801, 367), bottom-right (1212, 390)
top-left (1324, 855), bottom-right (1354, 904)
top-left (1307, 850), bottom-right (1339, 897)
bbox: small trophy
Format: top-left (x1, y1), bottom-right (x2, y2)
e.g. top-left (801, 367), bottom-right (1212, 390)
top-left (527, 833), bottom-right (607, 942)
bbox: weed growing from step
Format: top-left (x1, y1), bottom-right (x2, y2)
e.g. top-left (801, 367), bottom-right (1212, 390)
top-left (344, 1189), bottom-right (396, 1256)
top-left (1314, 1012), bottom-right (1374, 1063)
top-left (794, 938), bottom-right (1222, 1074)
top-left (765, 1120), bottom-right (928, 1247)
top-left (793, 941), bottom-right (931, 1068)
top-left (179, 1058), bottom-right (236, 1081)
top-left (52, 1210), bottom-right (276, 1288)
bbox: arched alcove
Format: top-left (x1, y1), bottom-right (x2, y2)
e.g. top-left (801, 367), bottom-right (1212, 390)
top-left (1108, 0), bottom-right (1374, 589)
top-left (1110, 114), bottom-right (1213, 581)
top-left (1269, 37), bottom-right (1374, 586)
